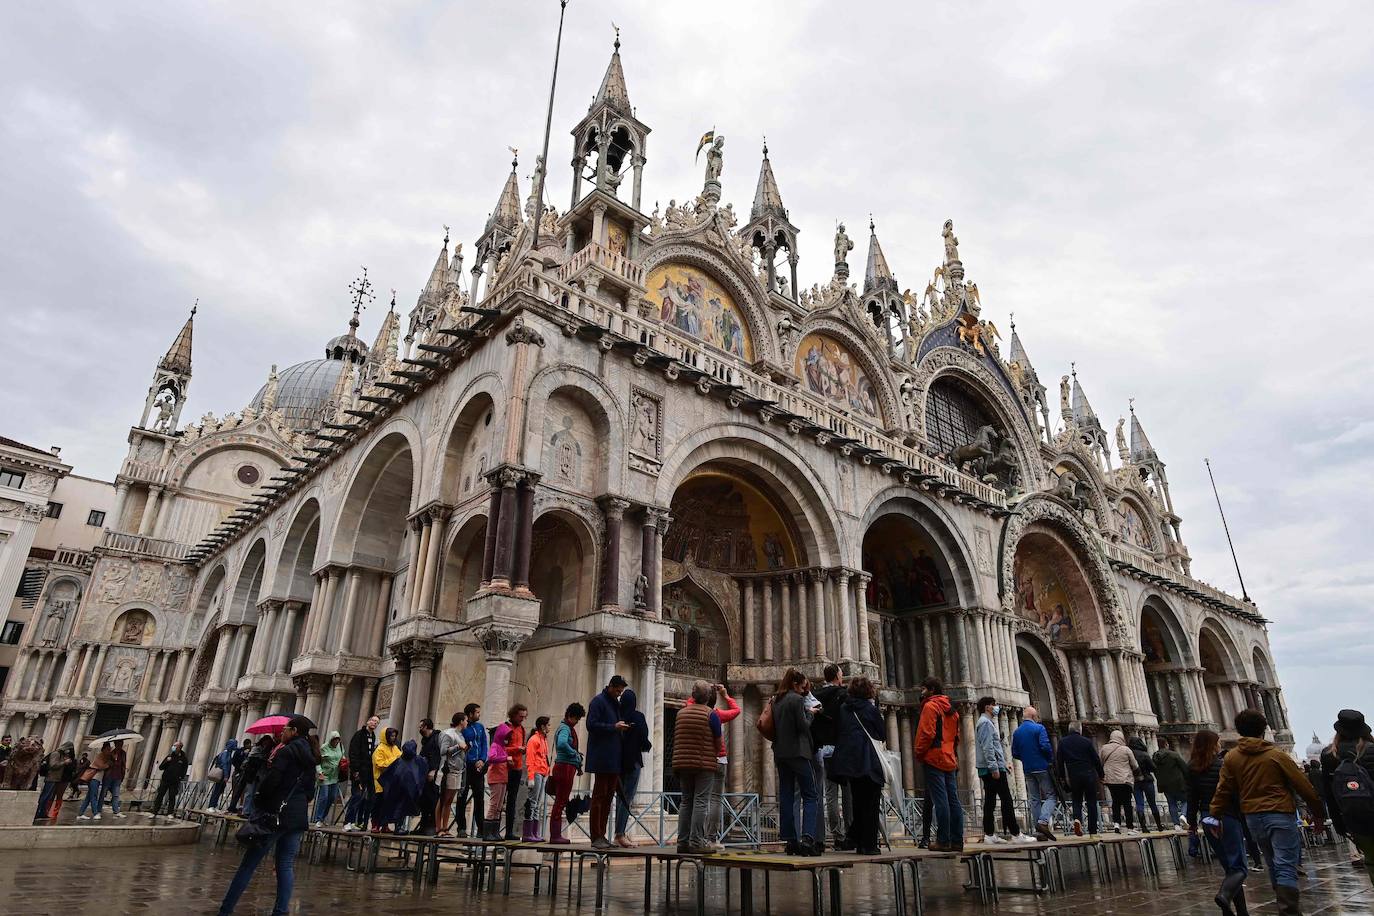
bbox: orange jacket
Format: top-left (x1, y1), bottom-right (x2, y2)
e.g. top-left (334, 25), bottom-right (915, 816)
top-left (526, 731), bottom-right (552, 778)
top-left (914, 694), bottom-right (959, 772)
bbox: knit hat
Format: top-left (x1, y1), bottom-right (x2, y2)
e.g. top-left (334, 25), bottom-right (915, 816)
top-left (1334, 709), bottom-right (1371, 740)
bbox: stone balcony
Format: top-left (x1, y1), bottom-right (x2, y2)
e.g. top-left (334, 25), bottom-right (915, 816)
top-left (99, 530), bottom-right (194, 562)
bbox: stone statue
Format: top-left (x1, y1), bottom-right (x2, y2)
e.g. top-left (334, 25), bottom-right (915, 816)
top-left (121, 613), bottom-right (147, 645)
top-left (1115, 417), bottom-right (1129, 461)
top-left (1059, 375), bottom-right (1071, 417)
top-left (41, 600), bottom-right (69, 645)
top-left (942, 219), bottom-right (959, 264)
top-left (1053, 471), bottom-right (1093, 514)
top-left (704, 135), bottom-right (725, 183)
top-left (261, 364), bottom-right (280, 413)
top-left (834, 223), bottom-right (854, 266)
top-left (525, 155), bottom-right (545, 221)
top-left (110, 659), bottom-right (135, 694)
top-left (633, 574), bottom-right (649, 611)
top-left (945, 424), bottom-right (999, 477)
top-left (776, 273), bottom-right (789, 297)
top-left (153, 393), bottom-right (176, 432)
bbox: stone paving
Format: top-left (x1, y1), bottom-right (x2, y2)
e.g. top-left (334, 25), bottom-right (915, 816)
top-left (1, 828), bottom-right (1370, 915)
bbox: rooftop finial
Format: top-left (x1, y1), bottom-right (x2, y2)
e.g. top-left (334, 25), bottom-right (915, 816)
top-left (1009, 311), bottom-right (1016, 332)
top-left (762, 134), bottom-right (768, 157)
top-left (191, 298), bottom-right (198, 317)
top-left (869, 214), bottom-right (876, 234)
top-left (443, 224), bottom-right (450, 246)
top-left (612, 21), bottom-right (620, 51)
top-left (1070, 360), bottom-right (1077, 380)
top-left (389, 288), bottom-right (397, 313)
top-left (508, 146), bottom-right (519, 171)
top-left (347, 267), bottom-right (374, 336)
top-left (1129, 396), bottom-right (1136, 414)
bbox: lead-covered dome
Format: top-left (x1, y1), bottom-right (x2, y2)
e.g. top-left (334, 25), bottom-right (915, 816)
top-left (250, 358), bottom-right (346, 432)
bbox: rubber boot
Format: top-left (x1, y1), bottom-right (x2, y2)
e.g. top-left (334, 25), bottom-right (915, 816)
top-left (1274, 886), bottom-right (1302, 916)
top-left (550, 816), bottom-right (569, 844)
top-left (1215, 870), bottom-right (1245, 916)
top-left (522, 819), bottom-right (540, 843)
top-left (1232, 886), bottom-right (1250, 916)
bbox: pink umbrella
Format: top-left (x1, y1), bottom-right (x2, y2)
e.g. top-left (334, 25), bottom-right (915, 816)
top-left (246, 715), bottom-right (291, 735)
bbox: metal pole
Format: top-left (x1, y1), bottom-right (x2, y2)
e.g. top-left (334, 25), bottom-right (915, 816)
top-left (1204, 458), bottom-right (1250, 602)
top-left (530, 0), bottom-right (568, 253)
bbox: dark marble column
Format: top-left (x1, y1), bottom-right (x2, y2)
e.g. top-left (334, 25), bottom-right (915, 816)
top-left (639, 507), bottom-right (670, 617)
top-left (511, 472), bottom-right (540, 592)
top-left (598, 497), bottom-right (630, 611)
top-left (488, 467), bottom-right (523, 587)
top-left (481, 483), bottom-right (502, 587)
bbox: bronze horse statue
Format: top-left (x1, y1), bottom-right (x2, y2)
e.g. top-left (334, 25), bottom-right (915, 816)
top-left (945, 424), bottom-right (998, 476)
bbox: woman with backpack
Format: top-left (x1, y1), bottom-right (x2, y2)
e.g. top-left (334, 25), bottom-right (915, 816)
top-left (828, 676), bottom-right (887, 855)
top-left (1189, 729), bottom-right (1250, 916)
top-left (1099, 730), bottom-right (1141, 833)
top-left (1320, 709), bottom-right (1374, 885)
top-left (1128, 735), bottom-right (1165, 831)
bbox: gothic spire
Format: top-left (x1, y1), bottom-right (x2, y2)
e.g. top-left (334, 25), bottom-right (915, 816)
top-left (1009, 318), bottom-right (1036, 374)
top-left (484, 154), bottom-right (523, 236)
top-left (864, 219), bottom-right (896, 293)
top-left (369, 295), bottom-right (400, 367)
top-left (751, 141), bottom-right (787, 222)
top-left (1070, 369), bottom-right (1099, 427)
top-left (591, 30), bottom-right (632, 116)
top-left (423, 231), bottom-right (450, 296)
top-left (159, 304), bottom-right (196, 374)
top-left (1130, 403), bottom-right (1159, 464)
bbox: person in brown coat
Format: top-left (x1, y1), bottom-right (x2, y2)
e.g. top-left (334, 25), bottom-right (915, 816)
top-left (672, 680), bottom-right (723, 854)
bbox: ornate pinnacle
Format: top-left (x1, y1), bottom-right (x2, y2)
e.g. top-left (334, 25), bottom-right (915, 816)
top-left (347, 267), bottom-right (375, 335)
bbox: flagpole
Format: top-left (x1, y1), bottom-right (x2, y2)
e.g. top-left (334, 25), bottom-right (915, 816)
top-left (530, 0), bottom-right (568, 253)
top-left (1205, 457), bottom-right (1251, 603)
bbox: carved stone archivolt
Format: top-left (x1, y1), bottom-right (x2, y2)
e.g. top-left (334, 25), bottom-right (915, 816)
top-left (998, 494), bottom-right (1130, 649)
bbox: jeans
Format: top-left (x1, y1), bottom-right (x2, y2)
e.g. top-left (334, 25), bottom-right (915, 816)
top-left (78, 778), bottom-right (103, 817)
top-left (706, 763), bottom-right (726, 840)
top-left (526, 773), bottom-right (548, 823)
top-left (454, 762), bottom-right (484, 833)
top-left (1246, 811), bottom-right (1304, 889)
top-left (813, 746), bottom-right (853, 843)
top-left (208, 780), bottom-right (227, 809)
top-left (981, 772), bottom-right (1019, 836)
top-left (1133, 780), bottom-right (1162, 829)
top-left (241, 780), bottom-right (258, 818)
top-left (1205, 814), bottom-right (1249, 875)
top-left (777, 757), bottom-right (820, 843)
top-left (1068, 774), bottom-right (1100, 834)
top-left (105, 778), bottom-right (122, 814)
top-left (549, 762), bottom-right (576, 836)
top-left (35, 782), bottom-right (60, 819)
top-left (850, 777), bottom-right (883, 852)
top-left (1025, 770), bottom-right (1056, 827)
top-left (675, 768), bottom-right (713, 849)
top-left (1163, 792), bottom-right (1185, 825)
top-left (349, 776), bottom-right (375, 828)
top-left (217, 828), bottom-right (305, 915)
top-left (615, 767), bottom-right (642, 837)
top-left (589, 773), bottom-right (619, 841)
top-left (1107, 783), bottom-right (1135, 828)
top-left (926, 764), bottom-right (964, 847)
top-left (504, 767), bottom-right (526, 836)
top-left (312, 782), bottom-right (340, 824)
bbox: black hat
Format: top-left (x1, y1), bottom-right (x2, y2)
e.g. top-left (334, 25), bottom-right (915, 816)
top-left (287, 715), bottom-right (316, 735)
top-left (1334, 709), bottom-right (1371, 739)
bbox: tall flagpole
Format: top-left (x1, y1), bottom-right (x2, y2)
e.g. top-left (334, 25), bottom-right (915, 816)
top-left (530, 0), bottom-right (569, 253)
top-left (1204, 458), bottom-right (1251, 603)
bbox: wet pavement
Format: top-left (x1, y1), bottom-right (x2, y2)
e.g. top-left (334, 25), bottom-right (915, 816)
top-left (1, 828), bottom-right (1370, 915)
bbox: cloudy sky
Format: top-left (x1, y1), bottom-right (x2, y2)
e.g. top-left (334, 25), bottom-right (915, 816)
top-left (3, 1), bottom-right (1370, 745)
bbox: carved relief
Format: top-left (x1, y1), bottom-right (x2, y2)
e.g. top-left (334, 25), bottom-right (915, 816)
top-left (974, 527), bottom-right (994, 576)
top-left (97, 559), bottom-right (133, 605)
top-left (101, 651), bottom-right (145, 697)
top-left (629, 388), bottom-right (662, 461)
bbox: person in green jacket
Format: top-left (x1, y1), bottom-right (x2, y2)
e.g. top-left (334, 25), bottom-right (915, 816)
top-left (1152, 739), bottom-right (1190, 828)
top-left (312, 731), bottom-right (345, 827)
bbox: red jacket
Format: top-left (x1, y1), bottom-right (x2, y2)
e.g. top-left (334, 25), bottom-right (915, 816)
top-left (915, 694), bottom-right (959, 773)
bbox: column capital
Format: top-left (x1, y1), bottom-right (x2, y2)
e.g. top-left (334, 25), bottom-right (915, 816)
top-left (474, 625), bottom-right (529, 663)
top-left (598, 495), bottom-right (632, 518)
top-left (394, 639), bottom-right (441, 669)
top-left (636, 643), bottom-right (670, 665)
top-left (593, 637), bottom-right (626, 661)
top-left (485, 465), bottom-right (528, 490)
top-left (331, 674), bottom-right (356, 690)
top-left (159, 712), bottom-right (179, 726)
top-left (643, 506), bottom-right (672, 529)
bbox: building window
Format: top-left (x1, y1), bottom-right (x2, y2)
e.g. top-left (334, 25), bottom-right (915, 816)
top-left (87, 510), bottom-right (106, 527)
top-left (925, 376), bottom-right (997, 458)
top-left (92, 703), bottom-right (132, 735)
top-left (0, 469), bottom-right (25, 489)
top-left (0, 621), bottom-right (22, 645)
top-left (45, 501), bottom-right (63, 519)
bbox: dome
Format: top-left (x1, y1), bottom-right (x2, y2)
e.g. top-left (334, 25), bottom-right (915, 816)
top-left (250, 357), bottom-right (346, 432)
top-left (325, 333), bottom-right (369, 364)
top-left (1305, 733), bottom-right (1325, 761)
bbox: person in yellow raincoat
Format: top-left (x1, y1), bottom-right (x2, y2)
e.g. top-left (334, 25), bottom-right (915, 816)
top-left (370, 727), bottom-right (400, 832)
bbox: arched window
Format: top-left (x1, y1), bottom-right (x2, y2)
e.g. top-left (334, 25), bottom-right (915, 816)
top-left (925, 377), bottom-right (997, 456)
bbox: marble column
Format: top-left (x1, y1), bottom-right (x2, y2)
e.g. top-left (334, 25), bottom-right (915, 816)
top-left (419, 507), bottom-right (450, 614)
top-left (138, 486), bottom-right (163, 536)
top-left (337, 568), bottom-right (363, 654)
top-left (480, 486), bottom-right (501, 586)
top-left (810, 571), bottom-right (827, 659)
top-left (885, 707), bottom-right (899, 752)
top-left (478, 628), bottom-right (528, 725)
top-left (56, 646), bottom-right (83, 696)
top-left (170, 649), bottom-right (192, 700)
top-left (898, 711), bottom-right (916, 791)
top-left (406, 646), bottom-right (437, 738)
top-left (490, 468), bottom-right (523, 588)
top-left (141, 716), bottom-right (166, 784)
top-left (206, 629), bottom-right (231, 691)
top-left (835, 571), bottom-right (852, 662)
top-left (855, 573), bottom-right (871, 664)
top-left (920, 617), bottom-right (935, 679)
top-left (191, 708), bottom-right (223, 780)
top-left (641, 508), bottom-right (669, 618)
top-left (512, 480), bottom-right (538, 594)
top-left (794, 572), bottom-right (809, 657)
top-left (742, 579), bottom-right (756, 661)
top-left (137, 650), bottom-right (158, 702)
top-left (637, 646), bottom-right (661, 782)
top-left (272, 603), bottom-right (301, 676)
top-left (779, 574), bottom-right (793, 660)
top-left (359, 679), bottom-right (380, 726)
top-left (954, 614), bottom-right (971, 684)
top-left (761, 578), bottom-right (774, 661)
top-left (597, 496), bottom-right (629, 611)
top-left (369, 576), bottom-right (393, 657)
top-left (325, 675), bottom-right (353, 736)
top-left (110, 482), bottom-right (130, 532)
top-left (245, 603), bottom-right (274, 675)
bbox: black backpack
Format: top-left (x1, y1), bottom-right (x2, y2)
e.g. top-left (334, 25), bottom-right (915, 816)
top-left (1331, 748), bottom-right (1374, 835)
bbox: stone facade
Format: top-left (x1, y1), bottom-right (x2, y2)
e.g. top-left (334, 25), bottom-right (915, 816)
top-left (0, 39), bottom-right (1291, 802)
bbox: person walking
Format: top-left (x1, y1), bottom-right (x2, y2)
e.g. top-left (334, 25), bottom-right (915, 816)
top-left (487, 704), bottom-right (528, 840)
top-left (1128, 735), bottom-right (1164, 831)
top-left (344, 715), bottom-right (379, 832)
top-left (773, 668), bottom-right (821, 856)
top-left (1154, 738), bottom-right (1191, 828)
top-left (1189, 729), bottom-right (1250, 916)
top-left (549, 703), bottom-right (585, 844)
top-left (1057, 721), bottom-right (1104, 835)
top-left (311, 731), bottom-right (343, 827)
top-left (454, 703), bottom-right (488, 837)
top-left (370, 727), bottom-right (401, 833)
top-left (811, 664), bottom-right (854, 850)
top-left (916, 677), bottom-right (964, 852)
top-left (239, 736), bottom-right (275, 819)
top-left (976, 697), bottom-right (1024, 843)
top-left (524, 716), bottom-right (552, 842)
top-left (674, 680), bottom-right (724, 854)
top-left (586, 675), bottom-right (630, 849)
top-left (1212, 709), bottom-right (1326, 916)
top-left (225, 738), bottom-right (251, 813)
top-left (151, 741), bottom-right (189, 819)
top-left (76, 741), bottom-right (112, 820)
top-left (1100, 729), bottom-right (1141, 833)
top-left (614, 689), bottom-right (650, 847)
top-left (207, 739), bottom-right (237, 811)
top-left (215, 716), bottom-right (319, 916)
top-left (829, 676), bottom-right (887, 855)
top-left (435, 712), bottom-right (468, 836)
top-left (1320, 709), bottom-right (1374, 886)
top-left (1012, 705), bottom-right (1057, 841)
top-left (34, 742), bottom-right (75, 822)
top-left (416, 719), bottom-right (441, 835)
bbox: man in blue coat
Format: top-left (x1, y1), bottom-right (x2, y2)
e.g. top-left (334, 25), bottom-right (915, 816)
top-left (586, 675), bottom-right (629, 848)
top-left (1011, 706), bottom-right (1057, 840)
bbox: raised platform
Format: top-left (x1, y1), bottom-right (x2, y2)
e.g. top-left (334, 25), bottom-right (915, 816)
top-left (0, 821), bottom-right (201, 849)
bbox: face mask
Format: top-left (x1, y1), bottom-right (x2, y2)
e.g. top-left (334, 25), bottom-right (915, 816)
top-left (991, 705), bottom-right (1001, 716)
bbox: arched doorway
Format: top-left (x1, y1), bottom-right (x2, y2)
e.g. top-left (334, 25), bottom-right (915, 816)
top-left (1140, 597), bottom-right (1196, 734)
top-left (1015, 634), bottom-right (1067, 726)
top-left (1199, 625), bottom-right (1240, 733)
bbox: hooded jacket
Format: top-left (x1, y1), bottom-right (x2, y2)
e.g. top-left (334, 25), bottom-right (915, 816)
top-left (771, 690), bottom-right (815, 762)
top-left (829, 696), bottom-right (886, 786)
top-left (618, 688), bottom-right (651, 775)
top-left (254, 734), bottom-right (315, 832)
top-left (1152, 747), bottom-right (1190, 796)
top-left (526, 729), bottom-right (552, 778)
top-left (1187, 749), bottom-right (1231, 828)
top-left (1127, 736), bottom-right (1156, 786)
top-left (975, 713), bottom-right (1007, 773)
top-left (1099, 731), bottom-right (1140, 785)
top-left (372, 733), bottom-right (401, 793)
top-left (1320, 737), bottom-right (1374, 835)
top-left (213, 739), bottom-right (237, 777)
top-left (915, 694), bottom-right (959, 773)
top-left (318, 731), bottom-right (343, 784)
top-left (1212, 736), bottom-right (1325, 818)
top-left (585, 688), bottom-right (624, 774)
top-left (377, 739), bottom-right (428, 824)
top-left (42, 744), bottom-right (75, 785)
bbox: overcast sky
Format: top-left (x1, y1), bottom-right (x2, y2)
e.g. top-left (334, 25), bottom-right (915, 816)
top-left (3, 1), bottom-right (1370, 748)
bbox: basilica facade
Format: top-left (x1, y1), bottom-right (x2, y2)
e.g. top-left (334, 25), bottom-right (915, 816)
top-left (0, 40), bottom-right (1292, 800)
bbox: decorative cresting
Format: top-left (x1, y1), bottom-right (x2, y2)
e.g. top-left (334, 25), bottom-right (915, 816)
top-left (640, 241), bottom-right (779, 366)
top-left (997, 494), bottom-right (1131, 649)
top-left (912, 347), bottom-right (1045, 490)
top-left (795, 315), bottom-right (901, 431)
